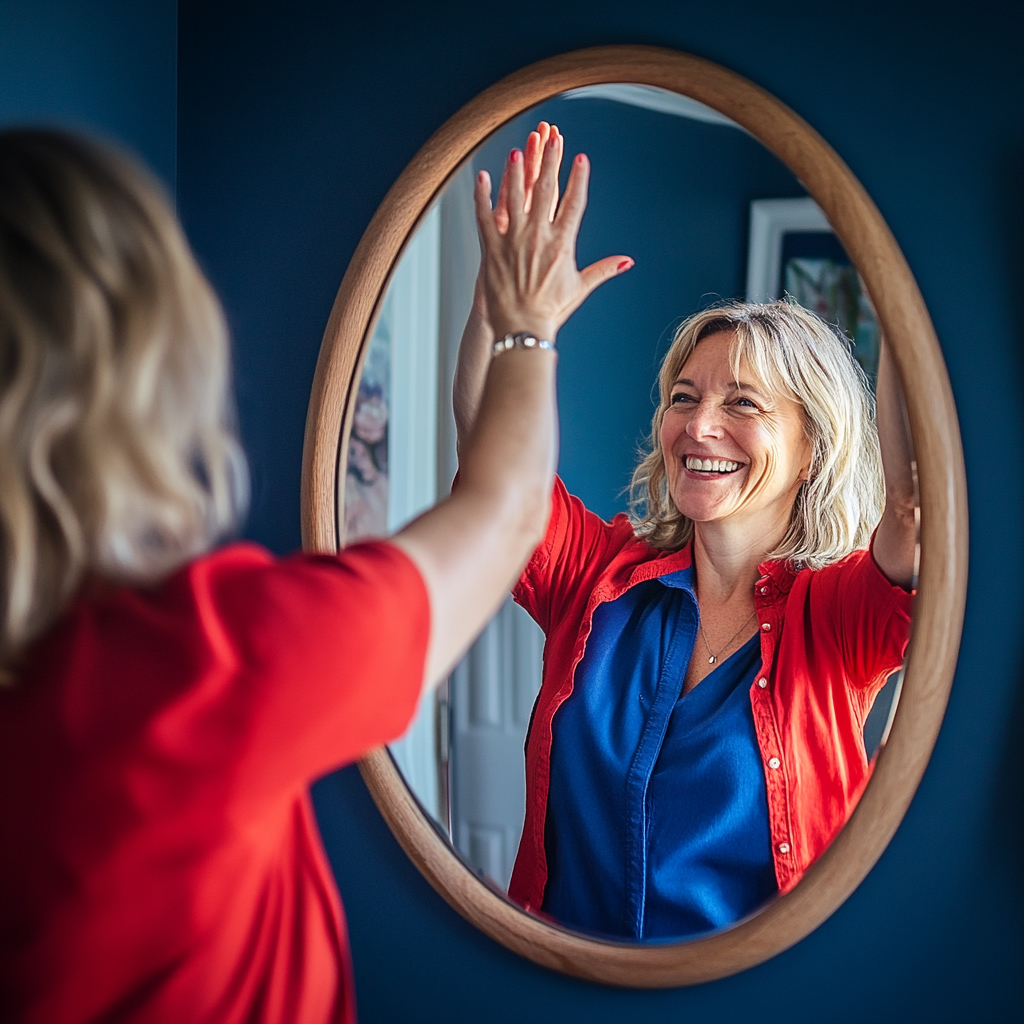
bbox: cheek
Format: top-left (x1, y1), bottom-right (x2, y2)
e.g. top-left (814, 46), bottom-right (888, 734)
top-left (660, 414), bottom-right (683, 454)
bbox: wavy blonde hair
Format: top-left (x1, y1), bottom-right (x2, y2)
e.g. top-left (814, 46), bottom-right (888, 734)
top-left (630, 300), bottom-right (883, 569)
top-left (0, 129), bottom-right (247, 679)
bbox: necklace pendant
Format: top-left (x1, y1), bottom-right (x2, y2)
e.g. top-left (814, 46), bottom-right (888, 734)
top-left (708, 655), bottom-right (716, 664)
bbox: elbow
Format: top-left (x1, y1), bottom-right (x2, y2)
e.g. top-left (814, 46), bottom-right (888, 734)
top-left (520, 477), bottom-right (553, 550)
top-left (884, 490), bottom-right (918, 527)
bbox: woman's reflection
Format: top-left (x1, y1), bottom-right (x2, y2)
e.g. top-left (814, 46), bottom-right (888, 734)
top-left (456, 124), bottom-right (916, 941)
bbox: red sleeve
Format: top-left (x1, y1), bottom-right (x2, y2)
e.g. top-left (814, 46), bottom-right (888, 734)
top-left (191, 540), bottom-right (429, 802)
top-left (809, 538), bottom-right (914, 694)
top-left (512, 476), bottom-right (632, 634)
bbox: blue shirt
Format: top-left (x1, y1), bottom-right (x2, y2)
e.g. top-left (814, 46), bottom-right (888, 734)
top-left (542, 566), bottom-right (777, 941)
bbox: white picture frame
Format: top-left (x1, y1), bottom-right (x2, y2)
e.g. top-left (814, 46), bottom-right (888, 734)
top-left (745, 196), bottom-right (832, 301)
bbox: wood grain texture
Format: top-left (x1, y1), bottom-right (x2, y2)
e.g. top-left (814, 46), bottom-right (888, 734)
top-left (301, 45), bottom-right (969, 987)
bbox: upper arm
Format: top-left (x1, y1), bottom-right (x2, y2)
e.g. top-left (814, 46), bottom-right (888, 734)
top-left (821, 547), bottom-right (913, 687)
top-left (872, 501), bottom-right (917, 591)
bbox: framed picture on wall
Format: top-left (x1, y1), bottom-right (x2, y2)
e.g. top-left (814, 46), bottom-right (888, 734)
top-left (746, 197), bottom-right (881, 382)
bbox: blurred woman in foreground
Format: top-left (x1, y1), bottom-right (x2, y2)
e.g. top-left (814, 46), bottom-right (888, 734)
top-left (0, 128), bottom-right (610, 1022)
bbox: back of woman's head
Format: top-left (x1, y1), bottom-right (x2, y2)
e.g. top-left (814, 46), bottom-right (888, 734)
top-left (0, 129), bottom-right (247, 676)
top-left (631, 299), bottom-right (883, 569)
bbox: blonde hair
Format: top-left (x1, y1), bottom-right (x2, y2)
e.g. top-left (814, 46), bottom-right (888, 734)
top-left (0, 129), bottom-right (247, 678)
top-left (630, 300), bottom-right (883, 569)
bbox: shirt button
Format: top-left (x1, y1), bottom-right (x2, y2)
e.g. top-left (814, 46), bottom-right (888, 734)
top-left (761, 622), bottom-right (771, 631)
top-left (757, 677), bottom-right (768, 688)
top-left (778, 842), bottom-right (791, 854)
top-left (768, 757), bottom-right (781, 769)
top-left (759, 586), bottom-right (769, 595)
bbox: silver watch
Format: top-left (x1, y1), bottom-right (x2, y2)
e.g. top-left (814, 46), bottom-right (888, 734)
top-left (492, 332), bottom-right (554, 356)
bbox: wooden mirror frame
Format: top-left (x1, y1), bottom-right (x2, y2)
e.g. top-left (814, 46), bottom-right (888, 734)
top-left (301, 45), bottom-right (968, 986)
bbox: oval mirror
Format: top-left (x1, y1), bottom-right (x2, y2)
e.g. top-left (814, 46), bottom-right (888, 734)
top-left (302, 46), bottom-right (967, 985)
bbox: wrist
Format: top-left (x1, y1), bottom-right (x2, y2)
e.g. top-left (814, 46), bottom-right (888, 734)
top-left (489, 315), bottom-right (558, 345)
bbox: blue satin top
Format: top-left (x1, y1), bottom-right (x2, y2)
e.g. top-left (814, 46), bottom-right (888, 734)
top-left (541, 566), bottom-right (777, 941)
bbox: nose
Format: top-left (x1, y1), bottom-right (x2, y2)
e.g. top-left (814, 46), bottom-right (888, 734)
top-left (685, 398), bottom-right (725, 441)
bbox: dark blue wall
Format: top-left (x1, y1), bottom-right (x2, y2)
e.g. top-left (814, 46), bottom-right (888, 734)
top-left (177, 3), bottom-right (1024, 1021)
top-left (0, 0), bottom-right (177, 191)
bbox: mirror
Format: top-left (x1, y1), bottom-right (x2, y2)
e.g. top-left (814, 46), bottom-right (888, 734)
top-left (304, 45), bottom-right (965, 984)
top-left (342, 85), bottom-right (909, 938)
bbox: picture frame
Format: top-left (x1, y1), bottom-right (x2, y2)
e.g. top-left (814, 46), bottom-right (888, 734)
top-left (746, 197), bottom-right (881, 381)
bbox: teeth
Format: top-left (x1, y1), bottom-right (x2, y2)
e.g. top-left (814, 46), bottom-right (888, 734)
top-left (686, 457), bottom-right (740, 473)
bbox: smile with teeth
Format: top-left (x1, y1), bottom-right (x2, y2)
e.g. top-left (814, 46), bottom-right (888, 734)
top-left (685, 456), bottom-right (741, 474)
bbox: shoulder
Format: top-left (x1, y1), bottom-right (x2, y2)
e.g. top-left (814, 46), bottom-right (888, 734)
top-left (79, 541), bottom-right (427, 654)
top-left (772, 544), bottom-right (913, 622)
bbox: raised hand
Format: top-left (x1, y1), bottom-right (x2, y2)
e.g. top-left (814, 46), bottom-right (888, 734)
top-left (475, 132), bottom-right (633, 343)
top-left (494, 122), bottom-right (563, 233)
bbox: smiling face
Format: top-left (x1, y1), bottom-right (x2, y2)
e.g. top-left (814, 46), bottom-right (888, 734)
top-left (660, 330), bottom-right (813, 536)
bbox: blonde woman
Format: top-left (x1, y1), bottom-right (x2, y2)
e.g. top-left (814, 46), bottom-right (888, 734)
top-left (455, 124), bottom-right (916, 941)
top-left (0, 129), bottom-right (609, 1021)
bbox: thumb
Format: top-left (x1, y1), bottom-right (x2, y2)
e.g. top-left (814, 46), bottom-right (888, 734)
top-left (579, 255), bottom-right (634, 298)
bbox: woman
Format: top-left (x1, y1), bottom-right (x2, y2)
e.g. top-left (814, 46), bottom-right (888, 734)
top-left (0, 128), bottom-right (599, 1021)
top-left (457, 124), bottom-right (916, 941)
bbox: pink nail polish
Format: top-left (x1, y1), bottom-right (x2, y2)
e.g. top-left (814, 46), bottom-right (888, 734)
top-left (618, 259), bottom-right (634, 272)
top-left (575, 153), bottom-right (586, 165)
top-left (510, 149), bottom-right (521, 163)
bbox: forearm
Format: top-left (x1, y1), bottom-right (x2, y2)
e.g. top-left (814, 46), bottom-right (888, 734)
top-left (391, 346), bottom-right (557, 689)
top-left (872, 337), bottom-right (917, 588)
top-left (876, 338), bottom-right (915, 510)
top-left (452, 294), bottom-right (493, 451)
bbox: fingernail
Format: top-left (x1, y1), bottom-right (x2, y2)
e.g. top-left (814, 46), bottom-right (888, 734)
top-left (575, 153), bottom-right (586, 164)
top-left (618, 259), bottom-right (634, 272)
top-left (547, 136), bottom-right (558, 149)
top-left (510, 149), bottom-right (521, 163)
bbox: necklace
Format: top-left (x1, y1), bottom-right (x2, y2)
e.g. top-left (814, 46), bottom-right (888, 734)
top-left (699, 610), bottom-right (757, 665)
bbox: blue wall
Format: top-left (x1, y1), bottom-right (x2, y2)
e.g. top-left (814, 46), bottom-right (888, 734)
top-left (2, 1), bottom-right (1020, 1020)
top-left (0, 0), bottom-right (177, 191)
top-left (178, 3), bottom-right (1024, 1021)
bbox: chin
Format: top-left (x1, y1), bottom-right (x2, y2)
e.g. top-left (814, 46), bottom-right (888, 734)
top-left (671, 494), bottom-right (729, 524)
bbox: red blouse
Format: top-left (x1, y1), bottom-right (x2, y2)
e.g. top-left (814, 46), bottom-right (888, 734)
top-left (508, 478), bottom-right (913, 911)
top-left (0, 541), bottom-right (429, 1024)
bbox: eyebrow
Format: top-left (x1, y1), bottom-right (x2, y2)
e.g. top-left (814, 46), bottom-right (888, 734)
top-left (673, 377), bottom-right (768, 397)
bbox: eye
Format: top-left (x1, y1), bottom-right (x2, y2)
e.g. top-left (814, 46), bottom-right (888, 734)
top-left (734, 396), bottom-right (759, 410)
top-left (670, 391), bottom-right (697, 406)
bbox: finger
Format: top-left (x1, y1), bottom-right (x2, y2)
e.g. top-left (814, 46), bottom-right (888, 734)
top-left (530, 121), bottom-right (550, 171)
top-left (579, 255), bottom-right (634, 298)
top-left (585, 252), bottom-right (630, 290)
top-left (525, 123), bottom-right (550, 206)
top-left (555, 152), bottom-right (590, 234)
top-left (530, 133), bottom-right (561, 226)
top-left (474, 170), bottom-right (500, 250)
top-left (523, 129), bottom-right (542, 213)
top-left (505, 148), bottom-right (526, 228)
top-left (494, 158), bottom-right (511, 234)
top-left (548, 125), bottom-right (563, 221)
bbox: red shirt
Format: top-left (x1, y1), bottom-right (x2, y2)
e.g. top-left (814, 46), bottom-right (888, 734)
top-left (0, 541), bottom-right (429, 1024)
top-left (508, 478), bottom-right (912, 910)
